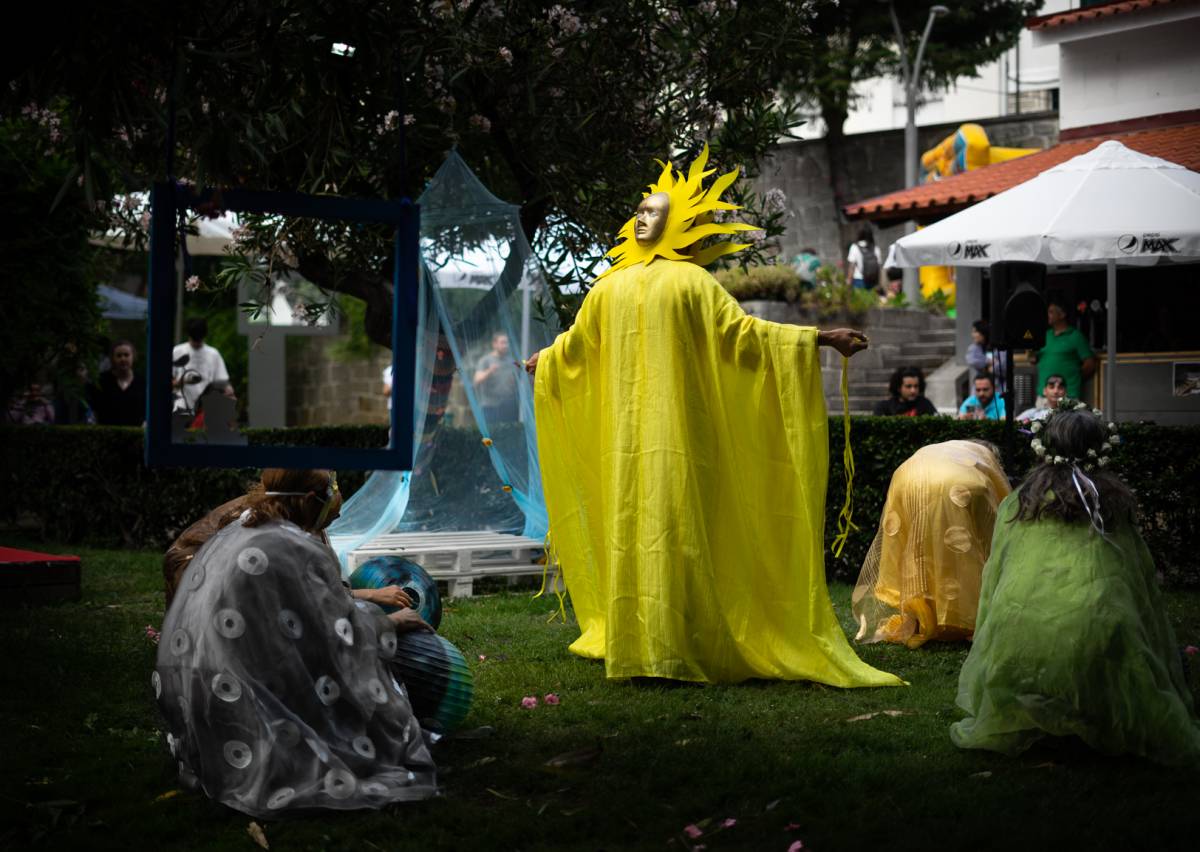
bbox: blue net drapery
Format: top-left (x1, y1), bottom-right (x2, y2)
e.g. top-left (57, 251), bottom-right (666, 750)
top-left (328, 153), bottom-right (560, 571)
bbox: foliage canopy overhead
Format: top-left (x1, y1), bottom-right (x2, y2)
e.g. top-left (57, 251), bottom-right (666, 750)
top-left (8, 0), bottom-right (820, 340)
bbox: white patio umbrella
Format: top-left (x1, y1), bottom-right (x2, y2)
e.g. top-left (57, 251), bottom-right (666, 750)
top-left (885, 140), bottom-right (1200, 417)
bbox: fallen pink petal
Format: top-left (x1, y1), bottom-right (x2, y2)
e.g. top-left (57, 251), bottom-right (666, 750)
top-left (544, 692), bottom-right (561, 705)
top-left (683, 824), bottom-right (703, 839)
top-left (785, 823), bottom-right (802, 831)
top-left (478, 654), bottom-right (487, 662)
top-left (1185, 645), bottom-right (1198, 656)
top-left (721, 818), bottom-right (737, 828)
top-left (520, 695), bottom-right (538, 709)
top-left (788, 841), bottom-right (805, 852)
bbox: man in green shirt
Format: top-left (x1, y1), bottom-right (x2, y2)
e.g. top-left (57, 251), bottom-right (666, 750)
top-left (1029, 297), bottom-right (1097, 399)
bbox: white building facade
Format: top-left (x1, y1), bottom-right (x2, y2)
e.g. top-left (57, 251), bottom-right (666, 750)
top-left (796, 0), bottom-right (1072, 140)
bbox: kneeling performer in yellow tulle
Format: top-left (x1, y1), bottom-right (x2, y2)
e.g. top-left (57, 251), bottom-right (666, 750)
top-left (852, 440), bottom-right (1010, 648)
top-left (525, 146), bottom-right (901, 687)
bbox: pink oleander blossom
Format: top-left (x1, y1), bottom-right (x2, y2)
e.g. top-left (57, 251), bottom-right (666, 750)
top-left (145, 625), bottom-right (161, 644)
top-left (543, 692), bottom-right (560, 705)
top-left (683, 824), bottom-right (703, 839)
top-left (548, 5), bottom-right (583, 35)
top-left (520, 695), bottom-right (538, 709)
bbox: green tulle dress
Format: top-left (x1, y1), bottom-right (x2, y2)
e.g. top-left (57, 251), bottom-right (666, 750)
top-left (951, 491), bottom-right (1200, 765)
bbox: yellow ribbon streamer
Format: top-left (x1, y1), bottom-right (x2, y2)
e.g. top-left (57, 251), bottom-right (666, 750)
top-left (831, 355), bottom-right (858, 557)
top-left (534, 530), bottom-right (568, 623)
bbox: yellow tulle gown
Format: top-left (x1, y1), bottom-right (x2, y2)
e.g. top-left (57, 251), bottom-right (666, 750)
top-left (534, 259), bottom-right (901, 687)
top-left (852, 440), bottom-right (1010, 648)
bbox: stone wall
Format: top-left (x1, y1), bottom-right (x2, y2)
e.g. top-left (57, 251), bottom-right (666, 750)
top-left (285, 339), bottom-right (391, 427)
top-left (753, 111), bottom-right (1060, 269)
top-left (285, 338), bottom-right (476, 428)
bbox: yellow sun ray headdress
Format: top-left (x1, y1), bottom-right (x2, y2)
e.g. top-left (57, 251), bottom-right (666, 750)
top-left (596, 144), bottom-right (757, 281)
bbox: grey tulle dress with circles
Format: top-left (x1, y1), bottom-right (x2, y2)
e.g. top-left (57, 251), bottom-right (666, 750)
top-left (153, 517), bottom-right (437, 816)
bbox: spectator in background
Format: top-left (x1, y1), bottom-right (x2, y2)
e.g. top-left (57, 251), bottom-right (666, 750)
top-left (172, 317), bottom-right (234, 414)
top-left (1029, 297), bottom-right (1097, 399)
top-left (846, 225), bottom-right (882, 291)
top-left (874, 366), bottom-right (938, 416)
top-left (958, 373), bottom-right (1006, 420)
top-left (55, 361), bottom-right (97, 425)
top-left (6, 380), bottom-right (55, 424)
top-left (1016, 374), bottom-right (1066, 422)
top-left (883, 266), bottom-right (903, 299)
top-left (966, 320), bottom-right (1006, 389)
top-left (88, 339), bottom-right (145, 426)
top-left (792, 247), bottom-right (821, 288)
top-left (381, 364), bottom-right (393, 411)
top-left (473, 330), bottom-right (519, 424)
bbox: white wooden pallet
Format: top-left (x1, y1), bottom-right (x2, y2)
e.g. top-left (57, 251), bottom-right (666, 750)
top-left (349, 531), bottom-right (548, 598)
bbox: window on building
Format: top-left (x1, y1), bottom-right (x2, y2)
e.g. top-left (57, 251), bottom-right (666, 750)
top-left (1006, 88), bottom-right (1058, 115)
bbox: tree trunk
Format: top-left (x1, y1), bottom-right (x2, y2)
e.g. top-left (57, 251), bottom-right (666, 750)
top-left (823, 103), bottom-right (852, 225)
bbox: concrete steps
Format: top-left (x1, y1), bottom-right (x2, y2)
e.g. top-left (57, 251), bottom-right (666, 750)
top-left (829, 309), bottom-right (958, 414)
top-left (738, 302), bottom-right (959, 415)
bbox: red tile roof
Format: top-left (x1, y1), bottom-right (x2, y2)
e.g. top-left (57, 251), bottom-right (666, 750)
top-left (1027, 0), bottom-right (1190, 30)
top-left (844, 121), bottom-right (1200, 224)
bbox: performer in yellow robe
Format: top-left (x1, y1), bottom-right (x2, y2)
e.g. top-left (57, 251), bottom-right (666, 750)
top-left (527, 148), bottom-right (901, 687)
top-left (852, 440), bottom-right (1010, 648)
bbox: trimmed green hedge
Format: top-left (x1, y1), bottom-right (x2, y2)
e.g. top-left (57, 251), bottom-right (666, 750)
top-left (0, 425), bottom-right (388, 549)
top-left (4, 420), bottom-right (1199, 586)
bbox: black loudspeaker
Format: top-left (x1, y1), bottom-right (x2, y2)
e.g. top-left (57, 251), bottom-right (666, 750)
top-left (989, 262), bottom-right (1046, 349)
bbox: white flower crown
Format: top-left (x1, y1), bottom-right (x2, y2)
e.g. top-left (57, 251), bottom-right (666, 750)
top-left (1028, 399), bottom-right (1118, 471)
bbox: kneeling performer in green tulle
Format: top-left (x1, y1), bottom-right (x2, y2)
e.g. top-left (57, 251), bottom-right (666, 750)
top-left (951, 404), bottom-right (1200, 765)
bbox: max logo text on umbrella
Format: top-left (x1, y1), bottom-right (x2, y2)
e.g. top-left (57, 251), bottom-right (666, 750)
top-left (1121, 233), bottom-right (1179, 254)
top-left (948, 241), bottom-right (990, 260)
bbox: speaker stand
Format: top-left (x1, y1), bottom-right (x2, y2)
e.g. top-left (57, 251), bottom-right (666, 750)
top-left (1002, 347), bottom-right (1017, 483)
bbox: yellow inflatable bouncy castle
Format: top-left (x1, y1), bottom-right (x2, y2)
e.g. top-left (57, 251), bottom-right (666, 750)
top-left (921, 123), bottom-right (1037, 183)
top-left (917, 124), bottom-right (1038, 304)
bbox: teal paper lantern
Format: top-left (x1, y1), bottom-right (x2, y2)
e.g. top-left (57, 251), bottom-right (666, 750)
top-left (390, 632), bottom-right (474, 731)
top-left (350, 556), bottom-right (442, 629)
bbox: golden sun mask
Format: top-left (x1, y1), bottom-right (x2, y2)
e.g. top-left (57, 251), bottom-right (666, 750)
top-left (635, 193), bottom-right (670, 247)
top-left (597, 145), bottom-right (756, 281)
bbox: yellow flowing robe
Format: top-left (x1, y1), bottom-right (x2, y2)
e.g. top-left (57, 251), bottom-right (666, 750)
top-left (534, 260), bottom-right (901, 686)
top-left (851, 440), bottom-right (1011, 648)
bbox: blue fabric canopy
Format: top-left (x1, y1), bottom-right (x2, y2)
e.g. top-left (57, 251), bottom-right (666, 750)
top-left (327, 153), bottom-right (561, 571)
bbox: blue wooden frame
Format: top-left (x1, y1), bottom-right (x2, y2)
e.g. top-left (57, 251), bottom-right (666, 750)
top-left (146, 182), bottom-right (417, 470)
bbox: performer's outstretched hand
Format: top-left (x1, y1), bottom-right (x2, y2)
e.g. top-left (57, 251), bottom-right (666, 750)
top-left (524, 350), bottom-right (540, 375)
top-left (818, 328), bottom-right (869, 358)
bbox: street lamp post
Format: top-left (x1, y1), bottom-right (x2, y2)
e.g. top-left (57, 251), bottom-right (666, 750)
top-left (890, 3), bottom-right (949, 304)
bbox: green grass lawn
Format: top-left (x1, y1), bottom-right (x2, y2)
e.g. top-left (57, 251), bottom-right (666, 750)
top-left (2, 540), bottom-right (1199, 852)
